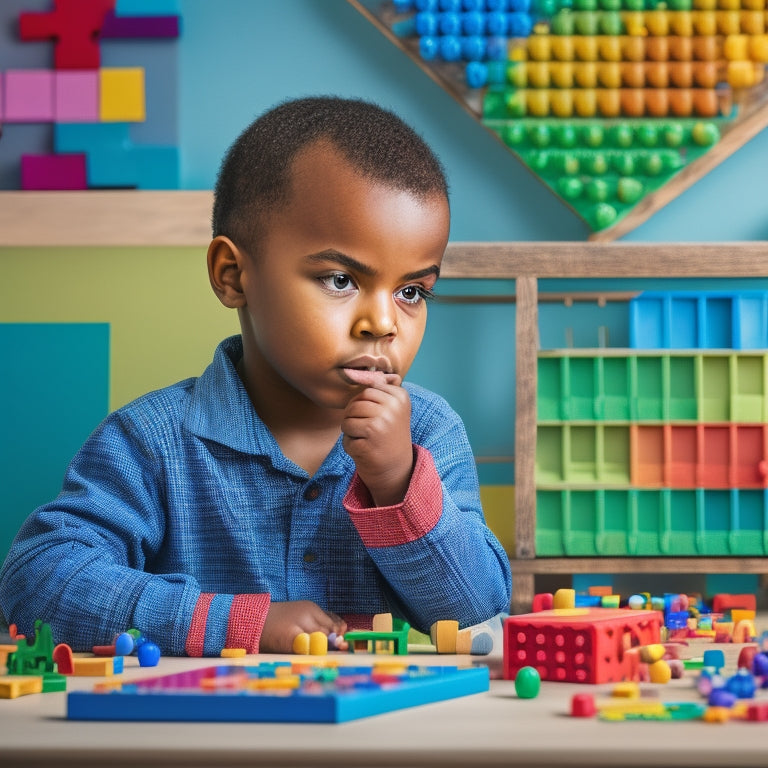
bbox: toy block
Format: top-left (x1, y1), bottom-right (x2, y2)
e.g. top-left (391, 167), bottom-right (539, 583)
top-left (115, 0), bottom-right (180, 14)
top-left (52, 644), bottom-right (74, 675)
top-left (87, 146), bottom-right (139, 188)
top-left (553, 588), bottom-right (576, 609)
top-left (292, 632), bottom-right (310, 655)
top-left (712, 593), bottom-right (757, 614)
top-left (71, 657), bottom-right (118, 676)
top-left (220, 648), bottom-right (246, 658)
top-left (100, 67), bottom-right (145, 122)
top-left (430, 620), bottom-right (459, 653)
top-left (372, 613), bottom-right (393, 632)
top-left (54, 121), bottom-right (131, 153)
top-left (21, 154), bottom-right (87, 190)
top-left (0, 675), bottom-right (43, 699)
top-left (345, 618), bottom-right (410, 655)
top-left (100, 10), bottom-right (180, 37)
top-left (54, 70), bottom-right (99, 122)
top-left (503, 608), bottom-right (663, 684)
top-left (455, 628), bottom-right (473, 654)
top-left (308, 632), bottom-right (328, 656)
top-left (3, 70), bottom-right (54, 122)
top-left (19, 0), bottom-right (116, 70)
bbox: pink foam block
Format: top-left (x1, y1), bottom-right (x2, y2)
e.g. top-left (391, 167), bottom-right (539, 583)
top-left (21, 154), bottom-right (88, 190)
top-left (55, 70), bottom-right (99, 122)
top-left (4, 69), bottom-right (55, 122)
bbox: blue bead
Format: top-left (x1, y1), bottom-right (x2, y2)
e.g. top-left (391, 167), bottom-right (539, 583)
top-left (439, 0), bottom-right (462, 10)
top-left (415, 11), bottom-right (439, 35)
top-left (462, 35), bottom-right (487, 60)
top-left (462, 10), bottom-right (485, 34)
top-left (486, 0), bottom-right (508, 9)
top-left (419, 35), bottom-right (439, 60)
top-left (507, 12), bottom-right (532, 36)
top-left (439, 35), bottom-right (463, 60)
top-left (708, 688), bottom-right (736, 708)
top-left (416, 0), bottom-right (439, 10)
top-left (462, 0), bottom-right (485, 9)
top-left (465, 61), bottom-right (488, 87)
top-left (438, 11), bottom-right (462, 34)
top-left (113, 632), bottom-right (135, 656)
top-left (485, 36), bottom-right (508, 60)
top-left (485, 10), bottom-right (508, 34)
top-left (137, 641), bottom-right (161, 667)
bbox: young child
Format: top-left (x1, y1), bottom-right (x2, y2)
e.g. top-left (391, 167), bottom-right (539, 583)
top-left (0, 97), bottom-right (511, 655)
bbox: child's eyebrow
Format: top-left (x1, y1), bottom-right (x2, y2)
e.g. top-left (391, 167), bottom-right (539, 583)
top-left (306, 249), bottom-right (440, 281)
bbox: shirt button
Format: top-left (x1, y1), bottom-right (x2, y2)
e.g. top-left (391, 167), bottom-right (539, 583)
top-left (304, 484), bottom-right (320, 501)
top-left (303, 551), bottom-right (317, 563)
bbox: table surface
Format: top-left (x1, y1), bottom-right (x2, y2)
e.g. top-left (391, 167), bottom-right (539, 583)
top-left (2, 639), bottom-right (767, 768)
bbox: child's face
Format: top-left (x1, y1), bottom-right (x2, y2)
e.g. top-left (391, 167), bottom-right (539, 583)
top-left (237, 141), bottom-right (450, 416)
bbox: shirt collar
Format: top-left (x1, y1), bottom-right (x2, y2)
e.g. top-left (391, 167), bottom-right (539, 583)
top-left (183, 336), bottom-right (349, 476)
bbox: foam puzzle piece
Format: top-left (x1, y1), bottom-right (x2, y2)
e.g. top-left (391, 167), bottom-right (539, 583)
top-left (19, 0), bottom-right (116, 70)
top-left (115, 0), bottom-right (180, 15)
top-left (67, 662), bottom-right (490, 723)
top-left (54, 122), bottom-right (131, 154)
top-left (99, 67), bottom-right (146, 122)
top-left (54, 70), bottom-right (99, 123)
top-left (4, 70), bottom-right (54, 122)
top-left (134, 145), bottom-right (179, 189)
top-left (100, 10), bottom-right (179, 38)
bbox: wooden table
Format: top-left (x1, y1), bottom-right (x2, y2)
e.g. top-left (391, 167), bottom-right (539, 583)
top-left (1, 643), bottom-right (767, 768)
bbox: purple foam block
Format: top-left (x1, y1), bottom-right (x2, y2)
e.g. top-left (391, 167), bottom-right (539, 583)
top-left (100, 11), bottom-right (179, 37)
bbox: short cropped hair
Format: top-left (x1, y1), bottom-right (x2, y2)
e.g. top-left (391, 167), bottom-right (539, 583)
top-left (211, 96), bottom-right (448, 250)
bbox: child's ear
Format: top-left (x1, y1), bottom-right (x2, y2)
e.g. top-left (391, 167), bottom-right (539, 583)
top-left (207, 236), bottom-right (246, 308)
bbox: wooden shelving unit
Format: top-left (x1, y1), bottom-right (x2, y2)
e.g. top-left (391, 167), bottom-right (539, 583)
top-left (346, 0), bottom-right (768, 243)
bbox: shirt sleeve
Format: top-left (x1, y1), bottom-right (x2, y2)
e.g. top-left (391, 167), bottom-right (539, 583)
top-left (0, 412), bottom-right (267, 657)
top-left (342, 393), bottom-right (513, 633)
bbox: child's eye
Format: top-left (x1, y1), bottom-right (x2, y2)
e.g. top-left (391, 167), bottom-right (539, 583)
top-left (397, 284), bottom-right (435, 305)
top-left (320, 273), bottom-right (356, 293)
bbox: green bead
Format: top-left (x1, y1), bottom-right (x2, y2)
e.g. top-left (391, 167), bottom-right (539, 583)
top-left (593, 202), bottom-right (618, 230)
top-left (515, 666), bottom-right (541, 699)
top-left (556, 176), bottom-right (584, 200)
top-left (691, 121), bottom-right (720, 147)
top-left (617, 176), bottom-right (644, 204)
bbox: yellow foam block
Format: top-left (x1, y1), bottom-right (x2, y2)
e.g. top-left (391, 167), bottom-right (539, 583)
top-left (71, 657), bottom-right (116, 676)
top-left (0, 675), bottom-right (43, 699)
top-left (221, 648), bottom-right (247, 658)
top-left (100, 67), bottom-right (146, 122)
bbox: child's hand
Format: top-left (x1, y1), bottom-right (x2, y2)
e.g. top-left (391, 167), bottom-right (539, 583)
top-left (341, 369), bottom-right (414, 507)
top-left (260, 601), bottom-right (348, 654)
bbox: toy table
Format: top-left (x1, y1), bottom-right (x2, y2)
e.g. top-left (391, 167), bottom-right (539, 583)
top-left (2, 642), bottom-right (768, 768)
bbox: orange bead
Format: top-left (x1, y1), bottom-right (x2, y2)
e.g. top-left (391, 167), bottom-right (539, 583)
top-left (669, 36), bottom-right (693, 61)
top-left (622, 61), bottom-right (646, 87)
top-left (620, 87), bottom-right (646, 116)
top-left (692, 88), bottom-right (720, 116)
top-left (645, 36), bottom-right (669, 61)
top-left (597, 88), bottom-right (622, 116)
top-left (646, 61), bottom-right (669, 87)
top-left (645, 88), bottom-right (669, 117)
top-left (669, 61), bottom-right (693, 87)
top-left (668, 88), bottom-right (693, 116)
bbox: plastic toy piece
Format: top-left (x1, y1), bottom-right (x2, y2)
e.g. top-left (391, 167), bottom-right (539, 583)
top-left (67, 662), bottom-right (490, 723)
top-left (137, 641), bottom-right (161, 667)
top-left (346, 617), bottom-right (410, 655)
top-left (54, 70), bottom-right (99, 122)
top-left (0, 675), bottom-right (43, 699)
top-left (503, 607), bottom-right (662, 684)
top-left (99, 67), bottom-right (146, 122)
top-left (514, 666), bottom-right (541, 698)
top-left (70, 657), bottom-right (120, 676)
top-left (570, 693), bottom-right (597, 717)
top-left (430, 619), bottom-right (459, 653)
top-left (3, 70), bottom-right (54, 122)
top-left (19, 0), bottom-right (116, 70)
top-left (292, 632), bottom-right (311, 655)
top-left (220, 648), bottom-right (246, 658)
top-left (712, 593), bottom-right (757, 614)
top-left (20, 154), bottom-right (87, 190)
top-left (100, 10), bottom-right (179, 37)
top-left (52, 644), bottom-right (74, 674)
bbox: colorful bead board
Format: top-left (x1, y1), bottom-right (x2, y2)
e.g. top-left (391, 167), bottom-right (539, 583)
top-left (67, 661), bottom-right (490, 723)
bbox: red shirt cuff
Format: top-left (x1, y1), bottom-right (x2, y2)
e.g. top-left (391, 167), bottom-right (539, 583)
top-left (226, 593), bottom-right (271, 653)
top-left (185, 592), bottom-right (271, 656)
top-left (343, 444), bottom-right (442, 547)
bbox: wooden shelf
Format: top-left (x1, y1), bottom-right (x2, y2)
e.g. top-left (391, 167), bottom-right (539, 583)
top-left (346, 0), bottom-right (768, 242)
top-left (0, 190), bottom-right (213, 247)
top-left (443, 241), bottom-right (768, 613)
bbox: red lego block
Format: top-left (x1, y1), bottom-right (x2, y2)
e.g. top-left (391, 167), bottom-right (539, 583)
top-left (19, 0), bottom-right (116, 70)
top-left (503, 608), bottom-right (663, 685)
top-left (711, 594), bottom-right (757, 614)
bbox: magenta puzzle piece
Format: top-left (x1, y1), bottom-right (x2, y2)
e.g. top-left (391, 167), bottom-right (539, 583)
top-left (21, 153), bottom-right (87, 190)
top-left (54, 70), bottom-right (99, 122)
top-left (4, 69), bottom-right (55, 122)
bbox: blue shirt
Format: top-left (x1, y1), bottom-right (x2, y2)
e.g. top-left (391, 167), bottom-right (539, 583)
top-left (0, 336), bottom-right (511, 654)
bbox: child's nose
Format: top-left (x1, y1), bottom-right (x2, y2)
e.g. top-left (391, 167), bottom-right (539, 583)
top-left (352, 295), bottom-right (397, 338)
